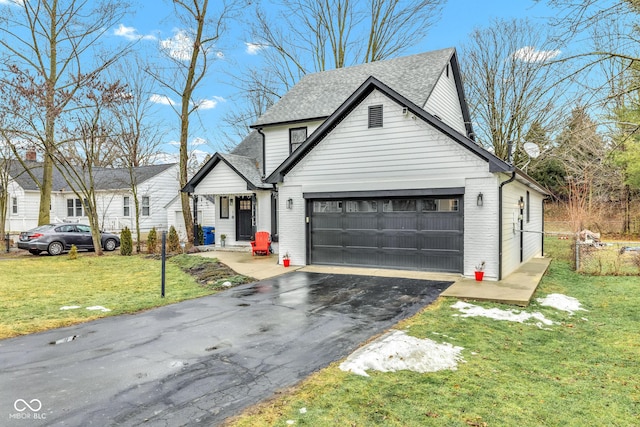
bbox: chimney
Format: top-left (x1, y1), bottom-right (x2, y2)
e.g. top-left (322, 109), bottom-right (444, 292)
top-left (25, 148), bottom-right (37, 161)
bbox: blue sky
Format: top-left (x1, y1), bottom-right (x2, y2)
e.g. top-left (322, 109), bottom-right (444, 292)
top-left (111, 0), bottom-right (556, 163)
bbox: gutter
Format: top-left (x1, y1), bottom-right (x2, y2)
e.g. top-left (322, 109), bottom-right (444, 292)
top-left (498, 171), bottom-right (516, 280)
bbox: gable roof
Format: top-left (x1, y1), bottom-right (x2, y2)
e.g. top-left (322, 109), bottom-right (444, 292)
top-left (251, 47), bottom-right (472, 138)
top-left (265, 76), bottom-right (514, 184)
top-left (182, 130), bottom-right (270, 193)
top-left (8, 161), bottom-right (176, 192)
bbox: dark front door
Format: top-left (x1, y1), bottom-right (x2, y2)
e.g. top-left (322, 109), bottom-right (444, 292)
top-left (236, 196), bottom-right (253, 241)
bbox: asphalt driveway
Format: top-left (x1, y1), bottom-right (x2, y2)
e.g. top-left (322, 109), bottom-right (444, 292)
top-left (0, 271), bottom-right (452, 426)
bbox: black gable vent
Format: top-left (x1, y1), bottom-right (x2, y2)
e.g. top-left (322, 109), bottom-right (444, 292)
top-left (368, 104), bottom-right (383, 128)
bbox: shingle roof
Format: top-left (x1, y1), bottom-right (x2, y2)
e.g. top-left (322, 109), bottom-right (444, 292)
top-left (252, 48), bottom-right (456, 127)
top-left (183, 130), bottom-right (270, 193)
top-left (7, 161), bottom-right (176, 192)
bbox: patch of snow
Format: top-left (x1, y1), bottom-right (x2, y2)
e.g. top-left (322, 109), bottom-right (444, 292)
top-left (86, 306), bottom-right (111, 312)
top-left (536, 294), bottom-right (587, 315)
top-left (339, 330), bottom-right (464, 377)
top-left (60, 306), bottom-right (81, 310)
top-left (451, 301), bottom-right (555, 328)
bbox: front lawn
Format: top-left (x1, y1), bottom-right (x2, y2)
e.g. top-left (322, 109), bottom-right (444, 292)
top-left (0, 253), bottom-right (253, 339)
top-left (227, 238), bottom-right (640, 426)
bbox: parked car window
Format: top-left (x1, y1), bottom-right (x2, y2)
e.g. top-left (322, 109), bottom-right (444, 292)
top-left (56, 225), bottom-right (75, 232)
top-left (76, 224), bottom-right (91, 233)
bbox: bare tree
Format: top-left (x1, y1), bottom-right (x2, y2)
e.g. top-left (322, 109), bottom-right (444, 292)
top-left (0, 0), bottom-right (131, 225)
top-left (111, 57), bottom-right (168, 252)
top-left (147, 0), bottom-right (241, 245)
top-left (241, 0), bottom-right (444, 107)
top-left (51, 78), bottom-right (129, 255)
top-left (460, 18), bottom-right (571, 162)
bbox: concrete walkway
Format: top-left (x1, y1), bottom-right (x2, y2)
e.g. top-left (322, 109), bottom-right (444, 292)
top-left (194, 249), bottom-right (551, 306)
top-left (441, 257), bottom-right (552, 306)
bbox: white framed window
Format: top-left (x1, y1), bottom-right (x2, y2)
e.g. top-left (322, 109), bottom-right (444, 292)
top-left (11, 197), bottom-right (18, 214)
top-left (123, 196), bottom-right (130, 216)
top-left (142, 196), bottom-right (150, 216)
top-left (67, 198), bottom-right (83, 217)
top-left (220, 196), bottom-right (229, 219)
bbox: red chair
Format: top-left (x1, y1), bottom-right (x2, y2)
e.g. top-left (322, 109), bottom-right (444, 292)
top-left (251, 231), bottom-right (271, 256)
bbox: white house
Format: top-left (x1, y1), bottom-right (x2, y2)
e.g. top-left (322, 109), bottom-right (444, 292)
top-left (183, 48), bottom-right (550, 280)
top-left (5, 161), bottom-right (180, 236)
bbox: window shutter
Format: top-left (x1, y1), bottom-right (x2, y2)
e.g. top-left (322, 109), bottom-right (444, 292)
top-left (368, 105), bottom-right (383, 128)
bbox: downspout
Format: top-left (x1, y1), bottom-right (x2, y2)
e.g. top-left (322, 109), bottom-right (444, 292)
top-left (192, 194), bottom-right (199, 245)
top-left (257, 127), bottom-right (266, 177)
top-left (498, 172), bottom-right (516, 281)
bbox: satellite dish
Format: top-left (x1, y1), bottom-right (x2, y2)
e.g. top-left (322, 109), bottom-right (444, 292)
top-left (523, 142), bottom-right (541, 159)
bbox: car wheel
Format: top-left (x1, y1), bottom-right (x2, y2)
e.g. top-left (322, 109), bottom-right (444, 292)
top-left (104, 239), bottom-right (117, 251)
top-left (28, 249), bottom-right (41, 255)
top-left (47, 241), bottom-right (64, 256)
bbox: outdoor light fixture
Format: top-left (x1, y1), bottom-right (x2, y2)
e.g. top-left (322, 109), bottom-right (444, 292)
top-left (477, 192), bottom-right (483, 207)
top-left (518, 197), bottom-right (525, 210)
top-left (287, 198), bottom-right (293, 209)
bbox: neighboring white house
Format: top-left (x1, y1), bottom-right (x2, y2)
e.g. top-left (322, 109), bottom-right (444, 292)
top-left (165, 194), bottom-right (216, 242)
top-left (183, 48), bottom-right (550, 280)
top-left (5, 161), bottom-right (180, 236)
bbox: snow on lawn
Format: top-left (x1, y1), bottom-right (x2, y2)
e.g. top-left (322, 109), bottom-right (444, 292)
top-left (451, 301), bottom-right (556, 329)
top-left (536, 293), bottom-right (587, 315)
top-left (60, 305), bottom-right (111, 312)
top-left (339, 330), bottom-right (464, 377)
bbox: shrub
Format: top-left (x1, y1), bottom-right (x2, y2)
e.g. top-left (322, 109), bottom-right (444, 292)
top-left (147, 227), bottom-right (157, 254)
top-left (198, 224), bottom-right (204, 245)
top-left (167, 226), bottom-right (181, 253)
top-left (68, 244), bottom-right (78, 260)
top-left (120, 226), bottom-right (133, 256)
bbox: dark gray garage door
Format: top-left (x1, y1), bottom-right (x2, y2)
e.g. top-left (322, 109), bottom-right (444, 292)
top-left (309, 197), bottom-right (463, 272)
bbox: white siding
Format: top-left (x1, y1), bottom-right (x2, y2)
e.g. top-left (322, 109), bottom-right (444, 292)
top-left (501, 180), bottom-right (544, 277)
top-left (286, 90), bottom-right (489, 187)
top-left (464, 176), bottom-right (500, 280)
top-left (263, 121), bottom-right (323, 177)
top-left (277, 184), bottom-right (305, 266)
top-left (255, 191), bottom-right (272, 233)
top-left (424, 64), bottom-right (467, 135)
top-left (6, 181), bottom-right (39, 232)
top-left (193, 161), bottom-right (252, 195)
top-left (278, 90), bottom-right (494, 266)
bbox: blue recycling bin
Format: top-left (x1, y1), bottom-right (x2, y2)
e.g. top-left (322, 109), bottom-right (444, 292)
top-left (202, 226), bottom-right (215, 245)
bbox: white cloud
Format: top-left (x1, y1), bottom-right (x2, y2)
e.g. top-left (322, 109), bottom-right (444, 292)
top-left (245, 42), bottom-right (267, 55)
top-left (150, 94), bottom-right (176, 106)
top-left (193, 96), bottom-right (225, 110)
top-left (190, 137), bottom-right (208, 147)
top-left (160, 30), bottom-right (193, 61)
top-left (113, 24), bottom-right (156, 41)
top-left (513, 46), bottom-right (561, 63)
top-left (0, 0), bottom-right (24, 6)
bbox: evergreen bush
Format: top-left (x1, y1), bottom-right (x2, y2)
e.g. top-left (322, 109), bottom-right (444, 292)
top-left (120, 226), bottom-right (133, 256)
top-left (147, 227), bottom-right (157, 254)
top-left (68, 244), bottom-right (78, 260)
top-left (198, 224), bottom-right (204, 245)
top-left (167, 225), bottom-right (181, 253)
